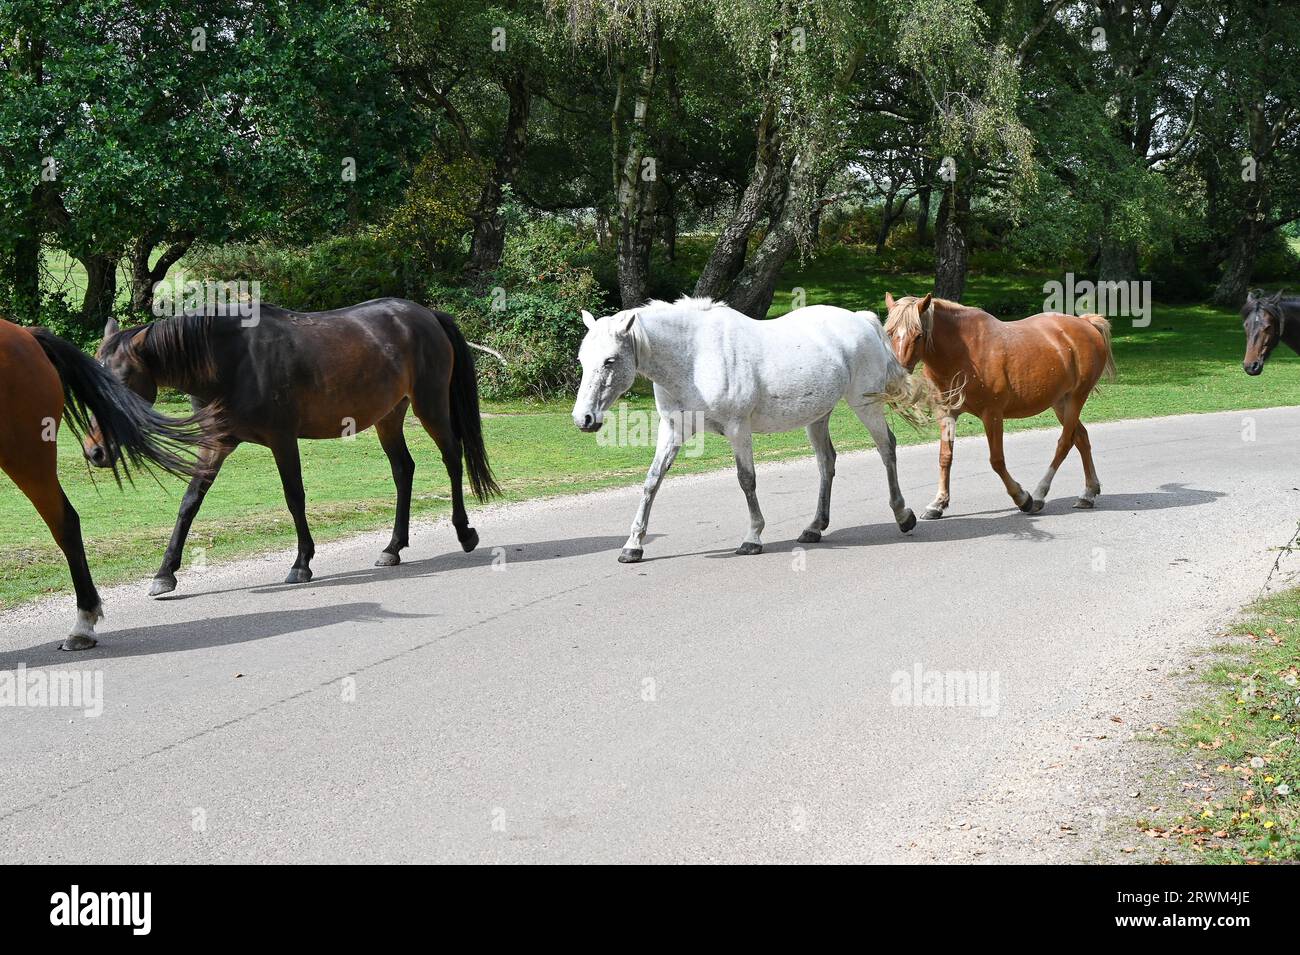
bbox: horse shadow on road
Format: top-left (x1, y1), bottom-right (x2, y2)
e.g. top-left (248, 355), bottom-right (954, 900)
top-left (1, 601), bottom-right (428, 668)
top-left (696, 481), bottom-right (1225, 556)
top-left (155, 534), bottom-right (633, 602)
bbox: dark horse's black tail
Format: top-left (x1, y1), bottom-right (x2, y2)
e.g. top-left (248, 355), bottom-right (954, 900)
top-left (29, 327), bottom-right (210, 483)
top-left (434, 312), bottom-right (500, 502)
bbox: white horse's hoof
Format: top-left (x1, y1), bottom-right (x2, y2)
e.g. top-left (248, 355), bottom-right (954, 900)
top-left (618, 548), bottom-right (643, 563)
top-left (797, 529), bottom-right (823, 543)
top-left (898, 510), bottom-right (917, 533)
top-left (734, 542), bottom-right (763, 556)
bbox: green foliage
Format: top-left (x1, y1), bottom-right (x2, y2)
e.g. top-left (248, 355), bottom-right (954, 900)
top-left (380, 152), bottom-right (484, 271)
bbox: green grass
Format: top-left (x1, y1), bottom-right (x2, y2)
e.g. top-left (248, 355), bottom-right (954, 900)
top-left (3, 247), bottom-right (1296, 609)
top-left (1160, 586), bottom-right (1300, 863)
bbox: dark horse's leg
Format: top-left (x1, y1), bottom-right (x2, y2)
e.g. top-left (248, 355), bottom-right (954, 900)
top-left (150, 443), bottom-right (236, 596)
top-left (271, 439), bottom-right (315, 583)
top-left (375, 400), bottom-right (415, 567)
top-left (411, 391), bottom-right (477, 554)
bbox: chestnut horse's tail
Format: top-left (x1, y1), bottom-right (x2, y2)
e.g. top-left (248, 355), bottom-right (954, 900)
top-left (1081, 313), bottom-right (1117, 381)
top-left (28, 328), bottom-right (209, 483)
top-left (434, 311), bottom-right (501, 503)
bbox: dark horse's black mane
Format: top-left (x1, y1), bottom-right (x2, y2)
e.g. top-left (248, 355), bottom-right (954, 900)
top-left (106, 306), bottom-right (294, 385)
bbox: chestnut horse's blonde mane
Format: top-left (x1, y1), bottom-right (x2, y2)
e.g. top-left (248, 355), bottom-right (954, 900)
top-left (883, 295), bottom-right (961, 344)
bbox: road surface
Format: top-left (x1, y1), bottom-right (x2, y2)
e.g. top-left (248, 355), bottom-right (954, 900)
top-left (1, 406), bottom-right (1295, 863)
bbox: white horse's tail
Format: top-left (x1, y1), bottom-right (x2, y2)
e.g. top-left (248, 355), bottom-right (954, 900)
top-left (865, 321), bottom-right (948, 427)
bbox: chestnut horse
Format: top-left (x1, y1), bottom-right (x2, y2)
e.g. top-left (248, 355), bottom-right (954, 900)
top-left (1241, 289), bottom-right (1300, 376)
top-left (90, 298), bottom-right (498, 595)
top-left (0, 318), bottom-right (209, 649)
top-left (884, 293), bottom-right (1115, 517)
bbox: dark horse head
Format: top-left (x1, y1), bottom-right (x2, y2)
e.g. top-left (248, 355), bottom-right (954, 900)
top-left (83, 316), bottom-right (217, 468)
top-left (1241, 289), bottom-right (1294, 376)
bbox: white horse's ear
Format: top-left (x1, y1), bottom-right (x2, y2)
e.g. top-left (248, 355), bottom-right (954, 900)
top-left (581, 309), bottom-right (596, 330)
top-left (104, 317), bottom-right (120, 339)
top-left (884, 292), bottom-right (896, 312)
top-left (917, 293), bottom-right (933, 315)
top-left (616, 312), bottom-right (637, 336)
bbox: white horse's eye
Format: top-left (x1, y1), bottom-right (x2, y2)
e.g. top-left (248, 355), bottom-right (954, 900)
top-left (603, 357), bottom-right (616, 367)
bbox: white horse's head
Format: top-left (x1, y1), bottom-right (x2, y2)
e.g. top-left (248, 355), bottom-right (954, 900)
top-left (572, 308), bottom-right (639, 432)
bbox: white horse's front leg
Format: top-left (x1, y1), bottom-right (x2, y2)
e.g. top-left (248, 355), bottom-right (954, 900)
top-left (727, 426), bottom-right (765, 555)
top-left (619, 415), bottom-right (682, 563)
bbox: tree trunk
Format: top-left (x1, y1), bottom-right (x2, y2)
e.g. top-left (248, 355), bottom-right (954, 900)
top-left (467, 71), bottom-right (530, 276)
top-left (915, 183), bottom-right (931, 247)
top-left (80, 253), bottom-right (119, 333)
top-left (876, 190), bottom-right (909, 255)
top-left (723, 159), bottom-right (814, 318)
top-left (615, 52), bottom-right (660, 309)
top-left (1212, 224), bottom-right (1261, 306)
top-left (933, 182), bottom-right (969, 301)
top-left (1097, 236), bottom-right (1139, 284)
top-left (129, 235), bottom-right (193, 316)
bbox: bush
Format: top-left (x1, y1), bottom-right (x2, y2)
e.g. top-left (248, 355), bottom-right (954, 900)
top-left (186, 233), bottom-right (431, 312)
top-left (435, 217), bottom-right (608, 400)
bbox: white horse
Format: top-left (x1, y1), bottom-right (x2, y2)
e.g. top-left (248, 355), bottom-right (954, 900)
top-left (572, 296), bottom-right (931, 562)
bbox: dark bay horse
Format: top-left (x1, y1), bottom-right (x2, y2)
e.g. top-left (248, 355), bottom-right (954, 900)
top-left (90, 297), bottom-right (499, 595)
top-left (1241, 289), bottom-right (1300, 375)
top-left (884, 293), bottom-right (1115, 517)
top-left (0, 318), bottom-right (209, 649)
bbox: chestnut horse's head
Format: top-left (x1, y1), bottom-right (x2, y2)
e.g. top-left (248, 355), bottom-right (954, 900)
top-left (1241, 289), bottom-right (1286, 376)
top-left (84, 317), bottom-right (160, 467)
top-left (883, 292), bottom-right (933, 371)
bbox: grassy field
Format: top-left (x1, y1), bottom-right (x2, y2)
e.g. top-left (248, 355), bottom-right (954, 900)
top-left (3, 249), bottom-right (1296, 609)
top-left (1156, 586), bottom-right (1300, 862)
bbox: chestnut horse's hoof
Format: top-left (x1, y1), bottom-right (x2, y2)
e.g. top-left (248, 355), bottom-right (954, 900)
top-left (1016, 492), bottom-right (1034, 513)
top-left (734, 542), bottom-right (763, 556)
top-left (1073, 497), bottom-right (1096, 509)
top-left (921, 508), bottom-right (945, 521)
top-left (284, 567), bottom-right (313, 584)
top-left (1031, 498), bottom-right (1046, 514)
top-left (375, 551), bottom-right (401, 567)
top-left (148, 575), bottom-right (177, 597)
top-left (460, 528), bottom-right (479, 553)
top-left (797, 529), bottom-right (822, 543)
top-left (60, 633), bottom-right (97, 652)
top-left (618, 548), bottom-right (643, 563)
top-left (899, 509), bottom-right (917, 533)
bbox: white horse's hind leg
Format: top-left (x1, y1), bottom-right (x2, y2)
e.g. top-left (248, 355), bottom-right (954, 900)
top-left (727, 426), bottom-right (765, 555)
top-left (799, 414), bottom-right (835, 543)
top-left (851, 401), bottom-right (917, 533)
top-left (61, 601), bottom-right (103, 652)
top-left (619, 415), bottom-right (683, 563)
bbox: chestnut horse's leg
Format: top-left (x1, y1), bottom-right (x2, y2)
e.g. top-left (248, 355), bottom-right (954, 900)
top-left (851, 401), bottom-right (916, 532)
top-left (375, 400), bottom-right (415, 567)
top-left (271, 439), bottom-right (315, 584)
top-left (150, 443), bottom-right (236, 596)
top-left (1031, 397), bottom-right (1084, 513)
top-left (983, 414), bottom-right (1033, 512)
top-left (798, 413), bottom-right (835, 543)
top-left (727, 425), bottom-right (765, 555)
top-left (922, 412), bottom-right (958, 520)
top-left (8, 457), bottom-right (102, 649)
top-left (1070, 419), bottom-right (1101, 508)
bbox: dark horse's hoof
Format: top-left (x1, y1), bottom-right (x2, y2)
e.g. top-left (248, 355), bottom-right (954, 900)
top-left (460, 528), bottom-right (480, 553)
top-left (899, 510), bottom-right (917, 533)
top-left (618, 548), bottom-right (643, 563)
top-left (284, 567), bottom-right (313, 584)
top-left (1016, 492), bottom-right (1034, 513)
top-left (375, 551), bottom-right (401, 567)
top-left (148, 575), bottom-right (177, 597)
top-left (797, 529), bottom-right (822, 544)
top-left (60, 634), bottom-right (97, 652)
top-left (735, 541), bottom-right (763, 556)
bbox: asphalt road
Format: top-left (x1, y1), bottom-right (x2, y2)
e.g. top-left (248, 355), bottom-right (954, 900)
top-left (1, 406), bottom-right (1296, 863)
